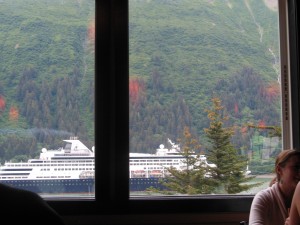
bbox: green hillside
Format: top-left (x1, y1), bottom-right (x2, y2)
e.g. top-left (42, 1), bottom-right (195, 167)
top-left (129, 0), bottom-right (281, 154)
top-left (0, 0), bottom-right (281, 162)
top-left (0, 0), bottom-right (94, 162)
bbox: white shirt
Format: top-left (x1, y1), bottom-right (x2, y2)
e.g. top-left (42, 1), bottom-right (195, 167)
top-left (249, 182), bottom-right (289, 225)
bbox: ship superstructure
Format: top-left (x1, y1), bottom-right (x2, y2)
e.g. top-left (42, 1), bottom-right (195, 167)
top-left (130, 143), bottom-right (213, 178)
top-left (0, 138), bottom-right (95, 193)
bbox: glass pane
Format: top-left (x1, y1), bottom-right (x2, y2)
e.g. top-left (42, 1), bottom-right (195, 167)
top-left (129, 0), bottom-right (282, 196)
top-left (0, 0), bottom-right (95, 199)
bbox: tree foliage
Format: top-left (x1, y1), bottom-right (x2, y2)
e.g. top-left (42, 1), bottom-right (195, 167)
top-left (204, 97), bottom-right (261, 194)
top-left (157, 127), bottom-right (217, 194)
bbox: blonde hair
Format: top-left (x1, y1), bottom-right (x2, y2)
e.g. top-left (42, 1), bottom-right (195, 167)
top-left (269, 149), bottom-right (300, 186)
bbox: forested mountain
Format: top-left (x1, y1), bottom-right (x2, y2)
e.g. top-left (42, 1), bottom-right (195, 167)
top-left (129, 0), bottom-right (281, 154)
top-left (0, 0), bottom-right (280, 163)
top-left (0, 0), bottom-right (94, 162)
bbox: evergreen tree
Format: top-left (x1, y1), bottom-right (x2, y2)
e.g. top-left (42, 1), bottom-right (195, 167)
top-left (159, 127), bottom-right (217, 194)
top-left (204, 97), bottom-right (260, 194)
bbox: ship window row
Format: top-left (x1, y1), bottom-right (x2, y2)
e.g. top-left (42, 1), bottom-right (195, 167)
top-left (0, 176), bottom-right (28, 179)
top-left (131, 163), bottom-right (179, 166)
top-left (0, 168), bottom-right (32, 171)
top-left (54, 168), bottom-right (94, 171)
top-left (130, 159), bottom-right (179, 162)
top-left (36, 176), bottom-right (72, 179)
top-left (25, 163), bottom-right (94, 167)
top-left (4, 164), bottom-right (29, 167)
top-left (0, 173), bottom-right (29, 176)
top-left (40, 163), bottom-right (94, 167)
top-left (144, 167), bottom-right (172, 170)
top-left (35, 176), bottom-right (72, 179)
top-left (130, 159), bottom-right (179, 163)
top-left (40, 168), bottom-right (94, 171)
top-left (51, 160), bottom-right (94, 163)
top-left (3, 163), bottom-right (94, 167)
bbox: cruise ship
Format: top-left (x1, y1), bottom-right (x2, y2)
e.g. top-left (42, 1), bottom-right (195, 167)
top-left (0, 138), bottom-right (95, 194)
top-left (0, 138), bottom-right (249, 193)
top-left (0, 137), bottom-right (188, 193)
top-left (129, 139), bottom-right (216, 191)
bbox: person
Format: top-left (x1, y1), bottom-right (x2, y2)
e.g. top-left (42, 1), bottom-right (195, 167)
top-left (0, 182), bottom-right (65, 225)
top-left (249, 149), bottom-right (300, 225)
top-left (289, 181), bottom-right (300, 225)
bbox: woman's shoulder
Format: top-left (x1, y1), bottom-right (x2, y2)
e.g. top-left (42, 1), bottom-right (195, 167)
top-left (253, 185), bottom-right (275, 202)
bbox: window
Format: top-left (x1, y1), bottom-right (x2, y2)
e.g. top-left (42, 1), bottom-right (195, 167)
top-left (1, 0), bottom-right (300, 217)
top-left (86, 0), bottom-right (298, 214)
top-left (129, 0), bottom-right (294, 197)
top-left (0, 0), bottom-right (95, 199)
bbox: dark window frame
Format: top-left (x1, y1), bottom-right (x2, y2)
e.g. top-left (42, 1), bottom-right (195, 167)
top-left (48, 0), bottom-right (300, 216)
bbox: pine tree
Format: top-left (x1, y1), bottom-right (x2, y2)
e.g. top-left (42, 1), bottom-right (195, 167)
top-left (204, 97), bottom-right (260, 194)
top-left (159, 127), bottom-right (217, 194)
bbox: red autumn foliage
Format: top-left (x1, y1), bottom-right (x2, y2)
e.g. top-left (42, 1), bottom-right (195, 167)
top-left (263, 82), bottom-right (280, 103)
top-left (9, 106), bottom-right (19, 121)
top-left (258, 120), bottom-right (266, 128)
top-left (87, 18), bottom-right (95, 51)
top-left (129, 77), bottom-right (145, 105)
top-left (0, 95), bottom-right (5, 111)
top-left (241, 126), bottom-right (248, 134)
top-left (234, 103), bottom-right (239, 114)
